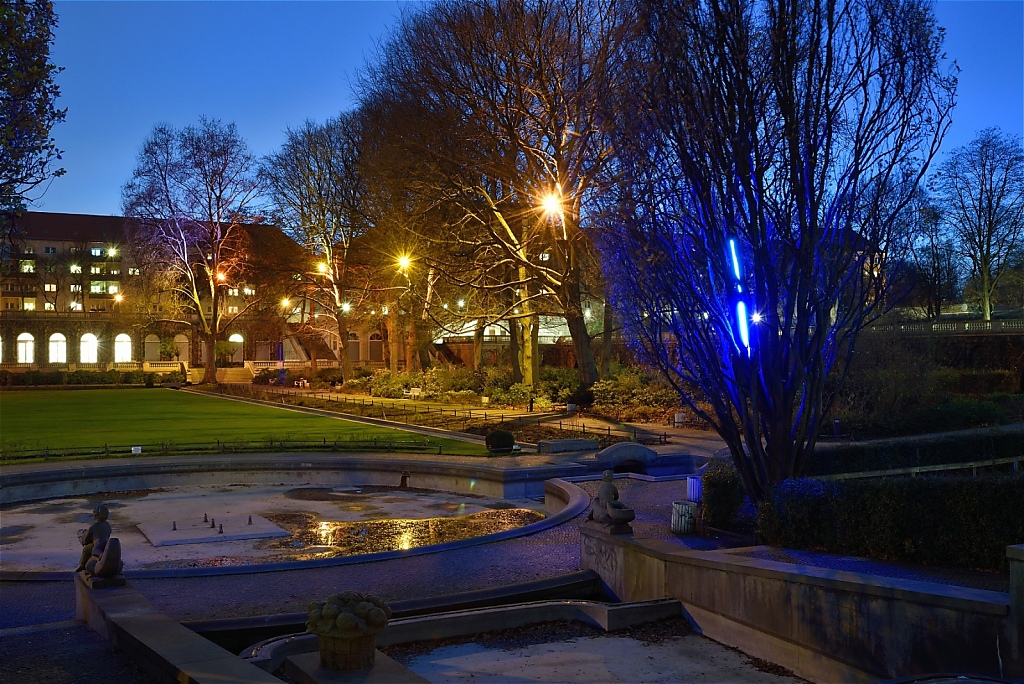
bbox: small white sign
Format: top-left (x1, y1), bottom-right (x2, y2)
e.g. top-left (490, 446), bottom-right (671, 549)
top-left (131, 446), bottom-right (142, 454)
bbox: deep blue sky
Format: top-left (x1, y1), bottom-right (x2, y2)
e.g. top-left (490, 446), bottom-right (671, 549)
top-left (34, 0), bottom-right (1024, 216)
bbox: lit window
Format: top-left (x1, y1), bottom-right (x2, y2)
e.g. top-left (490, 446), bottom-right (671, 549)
top-left (243, 287), bottom-right (254, 296)
top-left (109, 268), bottom-right (120, 275)
top-left (128, 268), bottom-right (140, 276)
top-left (226, 305), bottom-right (239, 314)
top-left (20, 260), bottom-right (34, 273)
top-left (22, 300), bottom-right (35, 311)
top-left (49, 333), bottom-right (67, 363)
top-left (44, 246), bottom-right (57, 254)
top-left (80, 333), bottom-right (98, 363)
top-left (108, 284), bottom-right (119, 294)
top-left (44, 283), bottom-right (57, 292)
top-left (44, 302), bottom-right (55, 311)
top-left (23, 246), bottom-right (35, 254)
top-left (70, 264), bottom-right (82, 274)
top-left (70, 301), bottom-right (82, 311)
top-left (90, 265), bottom-right (103, 274)
top-left (90, 247), bottom-right (104, 257)
top-left (228, 288), bottom-right (239, 296)
top-left (228, 333), bottom-right (243, 343)
top-left (90, 281), bottom-right (106, 294)
top-left (114, 334), bottom-right (132, 362)
top-left (17, 333), bottom-right (34, 363)
top-left (71, 284), bottom-right (82, 292)
top-left (539, 252), bottom-right (550, 262)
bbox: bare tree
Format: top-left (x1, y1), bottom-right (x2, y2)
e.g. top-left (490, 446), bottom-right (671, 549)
top-left (600, 0), bottom-right (955, 501)
top-left (359, 0), bottom-right (630, 386)
top-left (122, 118), bottom-right (266, 384)
top-left (932, 128), bottom-right (1024, 321)
top-left (908, 197), bottom-right (961, 318)
top-left (263, 114), bottom-right (372, 383)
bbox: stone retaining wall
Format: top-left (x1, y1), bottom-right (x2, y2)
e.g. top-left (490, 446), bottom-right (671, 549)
top-left (580, 526), bottom-right (1023, 682)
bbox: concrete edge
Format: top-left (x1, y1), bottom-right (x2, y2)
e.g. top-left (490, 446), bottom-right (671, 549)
top-left (1, 478), bottom-right (591, 581)
top-left (244, 598), bottom-right (684, 673)
top-left (75, 573), bottom-right (280, 683)
top-left (585, 528), bottom-right (1012, 616)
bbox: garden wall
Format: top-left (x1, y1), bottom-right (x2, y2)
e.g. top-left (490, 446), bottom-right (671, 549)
top-left (580, 526), bottom-right (1023, 682)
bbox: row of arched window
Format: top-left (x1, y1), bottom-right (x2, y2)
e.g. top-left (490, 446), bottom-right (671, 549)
top-left (1, 333), bottom-right (133, 364)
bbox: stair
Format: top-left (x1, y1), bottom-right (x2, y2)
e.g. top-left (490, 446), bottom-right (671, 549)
top-left (216, 367), bottom-right (254, 384)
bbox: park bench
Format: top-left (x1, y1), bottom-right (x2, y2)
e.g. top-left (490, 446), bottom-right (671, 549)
top-left (403, 387), bottom-right (422, 399)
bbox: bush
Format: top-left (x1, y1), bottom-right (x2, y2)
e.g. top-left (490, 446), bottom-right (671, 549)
top-left (480, 366), bottom-right (514, 398)
top-left (536, 367), bottom-right (585, 404)
top-left (490, 382), bottom-right (532, 407)
top-left (369, 371), bottom-right (416, 398)
top-left (701, 458), bottom-right (745, 529)
top-left (757, 474), bottom-right (1024, 570)
top-left (485, 428), bottom-right (516, 453)
top-left (591, 367), bottom-right (678, 420)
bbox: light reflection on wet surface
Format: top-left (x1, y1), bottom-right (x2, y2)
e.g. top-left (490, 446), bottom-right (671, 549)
top-left (265, 508), bottom-right (545, 556)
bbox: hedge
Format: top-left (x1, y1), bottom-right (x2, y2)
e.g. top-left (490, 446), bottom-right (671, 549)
top-left (0, 369), bottom-right (184, 386)
top-left (756, 474), bottom-right (1024, 570)
top-left (701, 458), bottom-right (745, 529)
top-left (806, 428), bottom-right (1024, 476)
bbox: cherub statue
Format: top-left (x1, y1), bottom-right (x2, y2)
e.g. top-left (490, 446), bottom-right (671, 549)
top-left (587, 470), bottom-right (635, 530)
top-left (76, 504), bottom-right (123, 578)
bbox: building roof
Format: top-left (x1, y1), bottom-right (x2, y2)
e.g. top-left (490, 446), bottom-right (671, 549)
top-left (14, 212), bottom-right (133, 244)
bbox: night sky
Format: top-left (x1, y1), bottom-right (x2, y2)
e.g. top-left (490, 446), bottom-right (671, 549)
top-left (33, 0), bottom-right (1024, 216)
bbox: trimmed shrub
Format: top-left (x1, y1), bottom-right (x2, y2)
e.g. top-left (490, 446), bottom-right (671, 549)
top-left (701, 458), bottom-right (745, 529)
top-left (757, 474), bottom-right (1024, 570)
top-left (485, 429), bottom-right (516, 453)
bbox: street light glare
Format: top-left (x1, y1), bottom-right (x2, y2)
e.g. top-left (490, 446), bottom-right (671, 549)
top-left (216, 272), bottom-right (226, 282)
top-left (751, 312), bottom-right (763, 323)
top-left (317, 262), bottom-right (328, 274)
top-left (397, 255), bottom-right (411, 271)
top-left (541, 193), bottom-right (562, 216)
top-left (281, 298), bottom-right (290, 308)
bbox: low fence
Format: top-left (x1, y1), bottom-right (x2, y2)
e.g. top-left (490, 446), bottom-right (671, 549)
top-left (0, 436), bottom-right (436, 461)
top-left (229, 386), bottom-right (668, 445)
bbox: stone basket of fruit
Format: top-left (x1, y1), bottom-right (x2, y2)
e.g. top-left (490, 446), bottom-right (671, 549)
top-left (305, 591), bottom-right (392, 671)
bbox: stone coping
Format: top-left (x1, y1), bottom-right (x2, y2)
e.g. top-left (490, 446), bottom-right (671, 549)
top-left (584, 527), bottom-right (1011, 615)
top-left (0, 472), bottom-right (590, 581)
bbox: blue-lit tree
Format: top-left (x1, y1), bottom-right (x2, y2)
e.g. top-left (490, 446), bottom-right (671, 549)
top-left (600, 0), bottom-right (956, 501)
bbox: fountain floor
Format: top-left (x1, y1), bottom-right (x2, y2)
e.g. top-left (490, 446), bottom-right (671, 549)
top-left (0, 483), bottom-right (546, 573)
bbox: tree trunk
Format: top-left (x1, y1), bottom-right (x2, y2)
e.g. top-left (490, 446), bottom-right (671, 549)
top-left (388, 306), bottom-right (400, 373)
top-left (338, 316), bottom-right (353, 384)
top-left (981, 267), bottom-right (992, 321)
top-left (562, 268), bottom-right (599, 386)
top-left (509, 318), bottom-right (522, 384)
top-left (601, 297), bottom-right (613, 379)
top-left (472, 320), bottom-right (484, 370)
top-left (406, 314), bottom-right (419, 372)
top-left (201, 329), bottom-right (217, 384)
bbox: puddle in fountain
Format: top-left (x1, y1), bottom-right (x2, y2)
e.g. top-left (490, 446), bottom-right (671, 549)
top-left (263, 508), bottom-right (545, 556)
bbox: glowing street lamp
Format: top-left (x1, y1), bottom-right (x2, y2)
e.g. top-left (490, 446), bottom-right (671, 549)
top-left (317, 262), bottom-right (329, 274)
top-left (727, 238), bottom-right (753, 356)
top-left (397, 254), bottom-right (412, 273)
top-left (541, 192), bottom-right (562, 217)
top-left (281, 297), bottom-right (291, 309)
top-left (113, 293), bottom-right (124, 304)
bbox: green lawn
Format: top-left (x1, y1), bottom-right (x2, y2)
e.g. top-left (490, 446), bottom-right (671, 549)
top-left (0, 388), bottom-right (485, 457)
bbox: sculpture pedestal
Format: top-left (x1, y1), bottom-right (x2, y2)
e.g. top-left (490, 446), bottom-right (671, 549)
top-left (581, 519), bottom-right (633, 536)
top-left (318, 633), bottom-right (376, 671)
top-left (78, 570), bottom-right (126, 589)
top-left (285, 651), bottom-right (428, 684)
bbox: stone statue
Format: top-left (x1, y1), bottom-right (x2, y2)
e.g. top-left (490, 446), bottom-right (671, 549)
top-left (587, 470), bottom-right (635, 534)
top-left (76, 504), bottom-right (124, 579)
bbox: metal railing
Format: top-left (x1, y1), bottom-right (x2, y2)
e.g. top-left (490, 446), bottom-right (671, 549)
top-left (866, 319), bottom-right (1024, 336)
top-left (818, 455), bottom-right (1021, 481)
